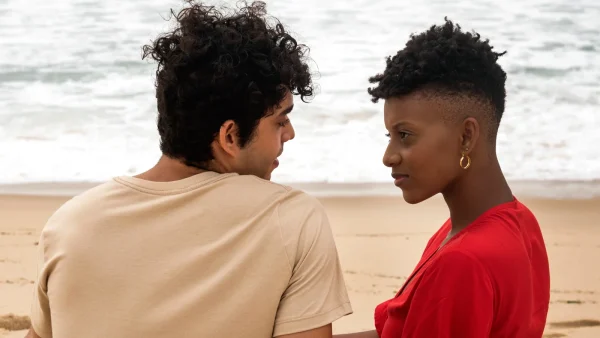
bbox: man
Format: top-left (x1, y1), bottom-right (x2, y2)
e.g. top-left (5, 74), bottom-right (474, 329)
top-left (26, 2), bottom-right (352, 337)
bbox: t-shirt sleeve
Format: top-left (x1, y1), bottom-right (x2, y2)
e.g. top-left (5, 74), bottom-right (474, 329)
top-left (30, 228), bottom-right (55, 338)
top-left (273, 191), bottom-right (352, 337)
top-left (402, 250), bottom-right (494, 338)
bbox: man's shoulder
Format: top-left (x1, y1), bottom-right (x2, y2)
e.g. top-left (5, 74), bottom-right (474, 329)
top-left (43, 176), bottom-right (324, 231)
top-left (218, 174), bottom-right (323, 208)
top-left (226, 174), bottom-right (295, 195)
top-left (43, 180), bottom-right (126, 227)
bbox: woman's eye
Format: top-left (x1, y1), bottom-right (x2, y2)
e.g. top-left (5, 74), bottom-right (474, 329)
top-left (385, 132), bottom-right (409, 140)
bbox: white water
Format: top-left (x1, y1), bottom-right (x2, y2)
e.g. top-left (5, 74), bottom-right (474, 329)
top-left (1, 0), bottom-right (599, 190)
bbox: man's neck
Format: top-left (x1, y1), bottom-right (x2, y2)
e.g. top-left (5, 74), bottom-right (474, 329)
top-left (134, 155), bottom-right (207, 182)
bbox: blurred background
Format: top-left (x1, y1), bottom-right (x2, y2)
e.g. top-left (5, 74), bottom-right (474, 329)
top-left (1, 0), bottom-right (599, 198)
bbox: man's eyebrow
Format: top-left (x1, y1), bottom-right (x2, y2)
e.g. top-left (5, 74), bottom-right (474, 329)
top-left (279, 104), bottom-right (294, 115)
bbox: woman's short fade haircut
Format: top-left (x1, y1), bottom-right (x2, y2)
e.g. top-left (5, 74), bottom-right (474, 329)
top-left (368, 18), bottom-right (507, 140)
top-left (142, 1), bottom-right (314, 167)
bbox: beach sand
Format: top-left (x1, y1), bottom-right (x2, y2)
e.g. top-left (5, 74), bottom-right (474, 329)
top-left (1, 192), bottom-right (599, 338)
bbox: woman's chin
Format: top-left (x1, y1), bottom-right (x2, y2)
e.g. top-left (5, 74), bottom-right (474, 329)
top-left (401, 190), bottom-right (433, 205)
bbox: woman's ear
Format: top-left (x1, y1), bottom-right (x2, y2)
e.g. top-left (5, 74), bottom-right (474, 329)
top-left (460, 116), bottom-right (480, 153)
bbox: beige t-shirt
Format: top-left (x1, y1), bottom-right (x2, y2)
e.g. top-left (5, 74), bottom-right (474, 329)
top-left (30, 172), bottom-right (352, 338)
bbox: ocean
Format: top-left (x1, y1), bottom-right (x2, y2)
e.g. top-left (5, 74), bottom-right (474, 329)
top-left (1, 0), bottom-right (599, 197)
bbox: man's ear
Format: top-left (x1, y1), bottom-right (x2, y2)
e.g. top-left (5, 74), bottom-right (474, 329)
top-left (215, 120), bottom-right (241, 157)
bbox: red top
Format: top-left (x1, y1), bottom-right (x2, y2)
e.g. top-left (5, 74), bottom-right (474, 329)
top-left (375, 199), bottom-right (550, 338)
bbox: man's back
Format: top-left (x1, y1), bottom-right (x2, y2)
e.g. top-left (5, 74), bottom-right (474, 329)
top-left (30, 172), bottom-right (352, 338)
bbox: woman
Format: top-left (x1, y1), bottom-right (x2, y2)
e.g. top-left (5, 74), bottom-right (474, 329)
top-left (338, 19), bottom-right (550, 338)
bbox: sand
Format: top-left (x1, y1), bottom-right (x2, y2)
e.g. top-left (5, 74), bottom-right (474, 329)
top-left (1, 192), bottom-right (599, 338)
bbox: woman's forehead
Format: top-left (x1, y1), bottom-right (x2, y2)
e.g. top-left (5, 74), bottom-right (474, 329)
top-left (383, 95), bottom-right (450, 127)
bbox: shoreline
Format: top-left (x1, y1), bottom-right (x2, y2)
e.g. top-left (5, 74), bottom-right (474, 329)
top-left (1, 179), bottom-right (600, 199)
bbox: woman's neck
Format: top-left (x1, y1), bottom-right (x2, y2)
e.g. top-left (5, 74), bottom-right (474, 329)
top-left (442, 159), bottom-right (514, 237)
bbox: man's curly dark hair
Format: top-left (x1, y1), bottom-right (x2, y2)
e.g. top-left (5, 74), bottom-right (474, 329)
top-left (142, 1), bottom-right (313, 167)
top-left (368, 18), bottom-right (507, 139)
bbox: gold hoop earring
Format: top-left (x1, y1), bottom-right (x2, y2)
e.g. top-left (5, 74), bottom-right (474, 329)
top-left (459, 151), bottom-right (471, 170)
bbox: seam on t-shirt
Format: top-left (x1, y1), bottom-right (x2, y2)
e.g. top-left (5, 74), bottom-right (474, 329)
top-left (30, 315), bottom-right (50, 338)
top-left (113, 174), bottom-right (293, 196)
top-left (275, 301), bottom-right (352, 324)
top-left (112, 174), bottom-right (234, 196)
top-left (246, 175), bottom-right (294, 192)
top-left (291, 201), bottom-right (322, 275)
top-left (40, 204), bottom-right (72, 265)
top-left (275, 196), bottom-right (294, 274)
top-left (39, 217), bottom-right (53, 265)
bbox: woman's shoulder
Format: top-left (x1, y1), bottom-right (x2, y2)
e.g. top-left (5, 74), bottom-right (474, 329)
top-left (442, 199), bottom-right (545, 273)
top-left (467, 198), bottom-right (540, 235)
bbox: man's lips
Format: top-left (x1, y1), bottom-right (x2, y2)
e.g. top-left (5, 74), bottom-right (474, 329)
top-left (274, 148), bottom-right (283, 168)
